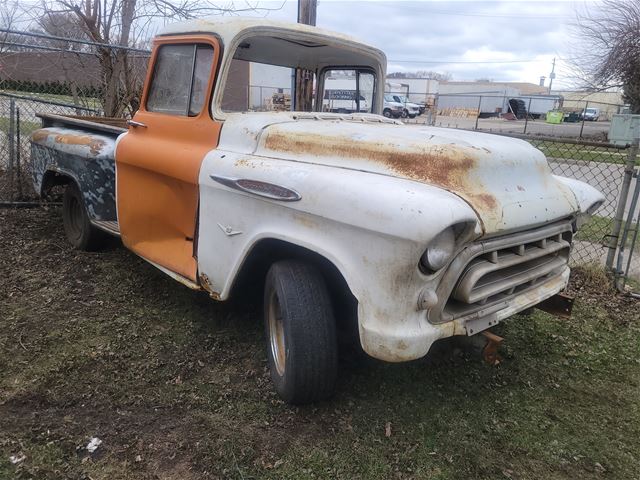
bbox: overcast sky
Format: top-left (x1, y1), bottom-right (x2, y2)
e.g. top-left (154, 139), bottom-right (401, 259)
top-left (247, 0), bottom-right (595, 88)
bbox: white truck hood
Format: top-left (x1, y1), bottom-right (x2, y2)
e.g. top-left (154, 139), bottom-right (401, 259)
top-left (218, 113), bottom-right (580, 235)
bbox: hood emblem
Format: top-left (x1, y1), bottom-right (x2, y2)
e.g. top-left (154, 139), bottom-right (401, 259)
top-left (217, 223), bottom-right (243, 237)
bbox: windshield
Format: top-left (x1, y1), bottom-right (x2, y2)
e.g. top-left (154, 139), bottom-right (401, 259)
top-left (220, 33), bottom-right (380, 113)
top-left (393, 95), bottom-right (409, 103)
top-left (586, 108), bottom-right (597, 114)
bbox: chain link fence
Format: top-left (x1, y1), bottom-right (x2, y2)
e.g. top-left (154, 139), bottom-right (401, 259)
top-left (388, 90), bottom-right (625, 141)
top-left (2, 91), bottom-right (636, 277)
top-left (1, 30), bottom-right (639, 285)
top-left (519, 135), bottom-right (632, 267)
top-left (0, 92), bottom-right (100, 202)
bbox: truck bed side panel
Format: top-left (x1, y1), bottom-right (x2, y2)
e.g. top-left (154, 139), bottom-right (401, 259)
top-left (31, 127), bottom-right (119, 222)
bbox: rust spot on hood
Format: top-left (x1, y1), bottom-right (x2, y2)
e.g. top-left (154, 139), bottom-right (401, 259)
top-left (263, 131), bottom-right (497, 214)
top-left (264, 131), bottom-right (478, 190)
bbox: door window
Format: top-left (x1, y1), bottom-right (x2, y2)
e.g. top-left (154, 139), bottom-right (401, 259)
top-left (146, 44), bottom-right (214, 116)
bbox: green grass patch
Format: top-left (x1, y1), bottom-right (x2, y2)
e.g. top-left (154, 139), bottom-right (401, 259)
top-left (1, 89), bottom-right (101, 110)
top-left (576, 214), bottom-right (639, 250)
top-left (0, 116), bottom-right (41, 136)
top-left (532, 141), bottom-right (633, 165)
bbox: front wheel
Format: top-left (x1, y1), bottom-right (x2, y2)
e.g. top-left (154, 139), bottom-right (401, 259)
top-left (401, 109), bottom-right (409, 118)
top-left (383, 108), bottom-right (392, 118)
top-left (62, 182), bottom-right (106, 251)
top-left (264, 260), bottom-right (338, 404)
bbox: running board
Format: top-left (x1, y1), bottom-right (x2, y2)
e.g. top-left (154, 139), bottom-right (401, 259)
top-left (92, 220), bottom-right (120, 237)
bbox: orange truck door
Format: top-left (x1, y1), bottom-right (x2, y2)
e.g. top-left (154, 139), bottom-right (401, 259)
top-left (116, 36), bottom-right (222, 282)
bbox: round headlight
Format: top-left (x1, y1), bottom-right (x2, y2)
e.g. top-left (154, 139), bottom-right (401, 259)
top-left (420, 227), bottom-right (456, 272)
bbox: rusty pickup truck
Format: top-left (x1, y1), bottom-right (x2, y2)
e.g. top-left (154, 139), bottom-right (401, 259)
top-left (29, 18), bottom-right (604, 404)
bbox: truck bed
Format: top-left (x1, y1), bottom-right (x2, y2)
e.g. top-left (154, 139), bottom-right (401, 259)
top-left (37, 113), bottom-right (128, 136)
top-left (30, 114), bottom-right (127, 229)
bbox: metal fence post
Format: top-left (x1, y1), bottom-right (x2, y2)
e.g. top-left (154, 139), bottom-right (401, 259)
top-left (16, 107), bottom-right (22, 199)
top-left (431, 93), bottom-right (438, 126)
top-left (7, 98), bottom-right (15, 202)
top-left (606, 136), bottom-right (640, 270)
top-left (579, 101), bottom-right (588, 139)
top-left (474, 95), bottom-right (482, 130)
top-left (524, 97), bottom-right (532, 134)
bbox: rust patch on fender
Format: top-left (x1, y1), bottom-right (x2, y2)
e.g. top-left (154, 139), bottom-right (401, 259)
top-left (53, 133), bottom-right (106, 156)
top-left (469, 193), bottom-right (498, 210)
top-left (31, 130), bottom-right (50, 143)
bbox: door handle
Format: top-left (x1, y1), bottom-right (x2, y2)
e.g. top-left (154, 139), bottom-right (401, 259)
top-left (127, 120), bottom-right (147, 128)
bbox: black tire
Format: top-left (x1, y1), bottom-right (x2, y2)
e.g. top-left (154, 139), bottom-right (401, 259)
top-left (408, 114), bottom-right (416, 119)
top-left (62, 182), bottom-right (106, 251)
top-left (264, 260), bottom-right (338, 404)
top-left (383, 108), bottom-right (392, 118)
top-left (401, 109), bottom-right (409, 118)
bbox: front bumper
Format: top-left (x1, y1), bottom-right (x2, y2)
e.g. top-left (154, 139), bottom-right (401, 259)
top-left (358, 221), bottom-right (575, 362)
top-left (359, 266), bottom-right (570, 362)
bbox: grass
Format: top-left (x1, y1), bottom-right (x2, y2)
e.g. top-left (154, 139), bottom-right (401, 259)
top-left (532, 141), bottom-right (633, 165)
top-left (1, 89), bottom-right (102, 110)
top-left (0, 116), bottom-right (41, 137)
top-left (1, 207), bottom-right (639, 479)
top-left (576, 214), bottom-right (640, 251)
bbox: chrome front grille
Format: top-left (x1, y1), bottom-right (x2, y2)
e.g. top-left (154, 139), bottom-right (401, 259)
top-left (435, 221), bottom-right (573, 323)
top-left (451, 233), bottom-right (571, 305)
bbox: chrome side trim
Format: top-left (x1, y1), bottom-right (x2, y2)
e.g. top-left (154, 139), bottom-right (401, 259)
top-left (209, 174), bottom-right (301, 202)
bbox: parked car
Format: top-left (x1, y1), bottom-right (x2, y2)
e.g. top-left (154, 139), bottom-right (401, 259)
top-left (581, 107), bottom-right (600, 121)
top-left (383, 95), bottom-right (404, 118)
top-left (29, 17), bottom-right (604, 405)
top-left (391, 94), bottom-right (421, 118)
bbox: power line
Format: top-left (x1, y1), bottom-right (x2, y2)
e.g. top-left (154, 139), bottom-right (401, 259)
top-left (388, 59), bottom-right (540, 64)
top-left (415, 9), bottom-right (569, 19)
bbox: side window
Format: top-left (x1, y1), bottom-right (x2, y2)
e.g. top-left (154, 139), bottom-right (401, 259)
top-left (146, 44), bottom-right (214, 116)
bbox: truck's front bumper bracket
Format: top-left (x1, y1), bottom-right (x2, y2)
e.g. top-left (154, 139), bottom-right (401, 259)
top-left (535, 292), bottom-right (574, 319)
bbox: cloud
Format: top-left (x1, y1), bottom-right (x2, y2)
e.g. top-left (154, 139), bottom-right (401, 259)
top-left (262, 0), bottom-right (583, 86)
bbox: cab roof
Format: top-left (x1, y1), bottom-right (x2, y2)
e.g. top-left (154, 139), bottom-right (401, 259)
top-left (158, 17), bottom-right (386, 64)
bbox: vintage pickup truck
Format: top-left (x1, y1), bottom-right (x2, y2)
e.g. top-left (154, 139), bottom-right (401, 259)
top-left (30, 18), bottom-right (604, 404)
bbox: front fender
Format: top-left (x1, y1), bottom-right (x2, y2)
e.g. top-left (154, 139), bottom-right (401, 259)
top-left (197, 150), bottom-right (481, 361)
top-left (554, 175), bottom-right (605, 214)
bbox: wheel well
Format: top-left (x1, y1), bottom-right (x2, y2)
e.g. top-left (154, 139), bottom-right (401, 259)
top-left (41, 170), bottom-right (75, 198)
top-left (230, 238), bottom-right (358, 339)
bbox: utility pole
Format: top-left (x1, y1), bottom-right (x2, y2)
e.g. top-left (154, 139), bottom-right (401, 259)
top-left (294, 0), bottom-right (317, 111)
top-left (297, 0), bottom-right (317, 26)
top-left (548, 57), bottom-right (556, 94)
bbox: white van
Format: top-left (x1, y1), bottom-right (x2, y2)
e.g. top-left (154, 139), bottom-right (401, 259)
top-left (322, 89), bottom-right (369, 114)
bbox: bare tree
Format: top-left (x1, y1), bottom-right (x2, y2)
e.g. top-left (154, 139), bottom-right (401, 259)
top-left (572, 0), bottom-right (640, 113)
top-left (34, 0), bottom-right (285, 117)
top-left (0, 1), bottom-right (23, 53)
top-left (37, 12), bottom-right (88, 50)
